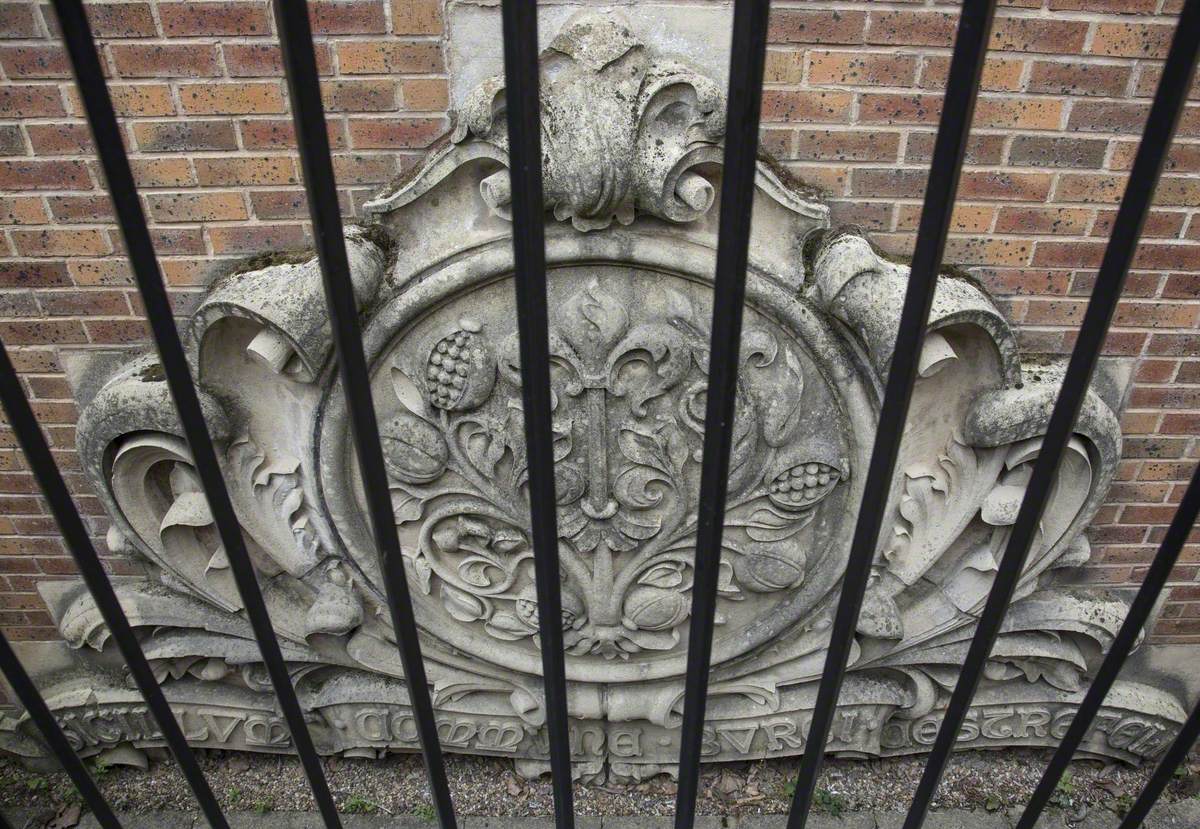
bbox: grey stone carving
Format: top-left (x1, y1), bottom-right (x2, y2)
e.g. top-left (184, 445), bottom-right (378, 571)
top-left (1, 12), bottom-right (1186, 780)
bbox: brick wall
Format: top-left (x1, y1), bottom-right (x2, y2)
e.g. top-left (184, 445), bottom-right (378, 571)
top-left (0, 0), bottom-right (1198, 643)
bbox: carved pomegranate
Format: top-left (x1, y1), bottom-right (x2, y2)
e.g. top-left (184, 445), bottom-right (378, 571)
top-left (426, 318), bottom-right (496, 411)
top-left (768, 462), bottom-right (839, 510)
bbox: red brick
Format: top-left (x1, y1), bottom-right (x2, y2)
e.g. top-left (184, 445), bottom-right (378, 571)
top-left (45, 195), bottom-right (113, 223)
top-left (994, 207), bottom-right (1092, 235)
top-left (391, 0), bottom-right (441, 35)
top-left (347, 117), bottom-right (448, 149)
top-left (1094, 210), bottom-right (1185, 240)
top-left (958, 171), bottom-right (1052, 201)
top-left (1054, 173), bottom-right (1127, 204)
top-left (0, 3), bottom-right (38, 38)
top-left (131, 120), bottom-right (238, 153)
top-left (0, 321), bottom-right (86, 345)
top-left (793, 130), bottom-right (900, 163)
top-left (0, 86), bottom-right (65, 118)
top-left (0, 197), bottom-right (47, 225)
top-left (331, 153), bottom-right (397, 185)
top-left (127, 158), bottom-right (195, 188)
top-left (66, 84), bottom-right (175, 118)
top-left (768, 10), bottom-right (866, 45)
top-left (0, 124), bottom-right (24, 155)
top-left (11, 229), bottom-right (110, 257)
top-left (897, 204), bottom-right (996, 234)
top-left (764, 50), bottom-right (804, 85)
top-left (37, 289), bottom-right (130, 317)
top-left (1164, 274), bottom-right (1200, 298)
top-left (866, 11), bottom-right (956, 48)
top-left (1068, 102), bottom-right (1149, 133)
top-left (1009, 136), bottom-right (1107, 169)
top-left (208, 224), bottom-right (311, 255)
top-left (146, 192), bottom-right (249, 223)
top-left (195, 156), bottom-right (297, 186)
top-left (858, 93), bottom-right (942, 125)
top-left (249, 189), bottom-right (311, 219)
top-left (179, 82), bottom-right (285, 115)
top-left (806, 51), bottom-right (917, 87)
top-left (1032, 241), bottom-right (1106, 268)
top-left (921, 56), bottom-right (1025, 93)
top-left (761, 90), bottom-right (852, 123)
top-left (110, 43), bottom-right (220, 77)
top-left (159, 2), bottom-right (271, 37)
top-left (221, 42), bottom-right (332, 76)
top-left (1111, 141), bottom-right (1200, 174)
top-left (1027, 61), bottom-right (1131, 98)
top-left (309, 1), bottom-right (386, 34)
top-left (336, 41), bottom-right (442, 74)
top-left (400, 78), bottom-right (448, 112)
top-left (1148, 334), bottom-right (1200, 356)
top-left (1089, 22), bottom-right (1175, 59)
top-left (25, 123), bottom-right (94, 155)
top-left (73, 3), bottom-right (156, 38)
top-left (850, 168), bottom-right (927, 199)
top-left (0, 262), bottom-right (71, 288)
top-left (904, 132), bottom-right (1005, 165)
top-left (0, 160), bottom-right (90, 190)
top-left (238, 118), bottom-right (346, 150)
top-left (321, 80), bottom-right (397, 112)
top-left (0, 45), bottom-right (70, 78)
top-left (974, 98), bottom-right (1064, 131)
top-left (989, 17), bottom-right (1089, 54)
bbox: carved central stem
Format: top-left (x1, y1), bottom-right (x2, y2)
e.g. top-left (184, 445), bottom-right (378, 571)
top-left (581, 386), bottom-right (617, 520)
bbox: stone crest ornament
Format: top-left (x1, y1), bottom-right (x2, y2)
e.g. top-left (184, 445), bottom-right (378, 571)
top-left (3, 12), bottom-right (1187, 780)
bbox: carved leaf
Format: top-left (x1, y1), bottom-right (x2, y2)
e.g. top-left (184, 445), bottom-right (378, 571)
top-left (638, 561), bottom-right (686, 589)
top-left (441, 584), bottom-right (489, 622)
top-left (381, 409), bottom-right (448, 484)
top-left (391, 488), bottom-right (424, 524)
top-left (160, 491), bottom-right (213, 531)
top-left (614, 465), bottom-right (669, 509)
top-left (484, 611), bottom-right (535, 641)
top-left (618, 426), bottom-right (670, 474)
top-left (607, 324), bottom-right (691, 416)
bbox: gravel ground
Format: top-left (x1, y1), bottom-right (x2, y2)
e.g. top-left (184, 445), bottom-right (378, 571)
top-left (1, 750), bottom-right (1197, 821)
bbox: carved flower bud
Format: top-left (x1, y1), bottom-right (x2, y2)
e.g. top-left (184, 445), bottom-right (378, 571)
top-left (622, 585), bottom-right (688, 631)
top-left (431, 523), bottom-right (460, 553)
top-left (426, 318), bottom-right (496, 411)
top-left (767, 461), bottom-right (839, 511)
top-left (734, 543), bottom-right (807, 593)
top-left (380, 409), bottom-right (448, 483)
top-left (515, 585), bottom-right (584, 630)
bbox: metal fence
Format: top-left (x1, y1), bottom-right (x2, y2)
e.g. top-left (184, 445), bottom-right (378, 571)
top-left (1, 1), bottom-right (1199, 828)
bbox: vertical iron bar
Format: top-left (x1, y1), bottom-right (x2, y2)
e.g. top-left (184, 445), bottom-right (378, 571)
top-left (271, 2), bottom-right (457, 827)
top-left (0, 340), bottom-right (229, 829)
top-left (0, 630), bottom-right (122, 829)
top-left (901, 2), bottom-right (1200, 826)
top-left (498, 2), bottom-right (574, 828)
top-left (1016, 465), bottom-right (1200, 829)
top-left (50, 3), bottom-right (342, 826)
top-left (673, 2), bottom-right (771, 827)
top-left (785, 2), bottom-right (996, 827)
top-left (1117, 697), bottom-right (1200, 829)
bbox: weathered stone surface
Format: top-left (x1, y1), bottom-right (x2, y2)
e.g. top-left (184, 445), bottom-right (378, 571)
top-left (0, 11), bottom-right (1186, 782)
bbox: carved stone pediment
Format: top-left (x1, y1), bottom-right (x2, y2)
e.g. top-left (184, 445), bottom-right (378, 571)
top-left (4, 11), bottom-right (1185, 779)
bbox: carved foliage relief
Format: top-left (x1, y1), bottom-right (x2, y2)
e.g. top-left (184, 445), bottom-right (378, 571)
top-left (365, 268), bottom-right (850, 668)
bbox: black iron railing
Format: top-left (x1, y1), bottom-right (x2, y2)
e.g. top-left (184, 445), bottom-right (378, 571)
top-left (1, 2), bottom-right (1199, 829)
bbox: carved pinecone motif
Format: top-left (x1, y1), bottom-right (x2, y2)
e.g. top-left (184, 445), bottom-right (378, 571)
top-left (426, 318), bottom-right (495, 411)
top-left (768, 462), bottom-right (839, 510)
